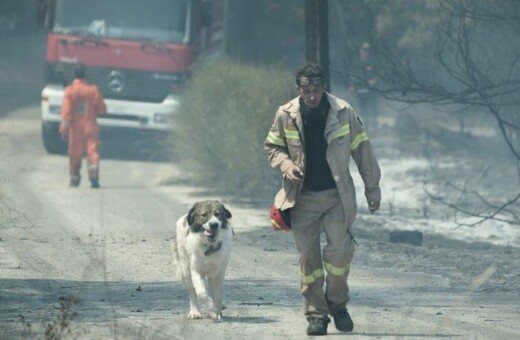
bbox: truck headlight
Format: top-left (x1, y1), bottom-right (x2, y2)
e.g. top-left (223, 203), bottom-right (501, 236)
top-left (153, 112), bottom-right (174, 125)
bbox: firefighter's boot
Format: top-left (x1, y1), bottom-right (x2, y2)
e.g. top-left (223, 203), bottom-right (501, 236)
top-left (306, 316), bottom-right (330, 336)
top-left (70, 175), bottom-right (80, 187)
top-left (90, 177), bottom-right (100, 189)
top-left (332, 308), bottom-right (354, 332)
top-left (88, 166), bottom-right (100, 188)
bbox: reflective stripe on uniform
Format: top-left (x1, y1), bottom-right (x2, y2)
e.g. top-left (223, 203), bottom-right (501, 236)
top-left (283, 128), bottom-right (300, 140)
top-left (332, 122), bottom-right (350, 139)
top-left (267, 131), bottom-right (285, 147)
top-left (300, 268), bottom-right (324, 284)
top-left (324, 261), bottom-right (350, 276)
top-left (351, 131), bottom-right (369, 151)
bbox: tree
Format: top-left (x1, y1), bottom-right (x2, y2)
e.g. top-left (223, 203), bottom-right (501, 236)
top-left (364, 0), bottom-right (520, 226)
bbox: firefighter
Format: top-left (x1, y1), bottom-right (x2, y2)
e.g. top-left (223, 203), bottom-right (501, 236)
top-left (59, 64), bottom-right (106, 188)
top-left (264, 62), bottom-right (381, 336)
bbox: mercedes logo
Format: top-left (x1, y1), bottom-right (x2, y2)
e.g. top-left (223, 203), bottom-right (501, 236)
top-left (107, 70), bottom-right (125, 93)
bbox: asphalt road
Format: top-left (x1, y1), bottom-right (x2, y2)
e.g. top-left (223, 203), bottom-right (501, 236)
top-left (1, 105), bottom-right (519, 339)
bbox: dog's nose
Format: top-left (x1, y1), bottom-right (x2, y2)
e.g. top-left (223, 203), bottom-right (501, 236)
top-left (209, 222), bottom-right (219, 231)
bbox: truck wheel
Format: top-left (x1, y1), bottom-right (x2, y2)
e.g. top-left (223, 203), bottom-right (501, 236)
top-left (41, 122), bottom-right (67, 155)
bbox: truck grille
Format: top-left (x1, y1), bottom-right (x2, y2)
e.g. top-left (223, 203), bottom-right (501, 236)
top-left (50, 63), bottom-right (180, 103)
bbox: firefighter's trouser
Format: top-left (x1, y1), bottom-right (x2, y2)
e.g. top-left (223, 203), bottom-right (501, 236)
top-left (68, 129), bottom-right (100, 180)
top-left (290, 187), bottom-right (355, 318)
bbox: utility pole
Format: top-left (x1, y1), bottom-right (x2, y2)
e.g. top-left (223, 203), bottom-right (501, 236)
top-left (305, 0), bottom-right (318, 63)
top-left (305, 0), bottom-right (330, 87)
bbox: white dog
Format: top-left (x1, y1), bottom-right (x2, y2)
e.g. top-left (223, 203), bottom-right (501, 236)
top-left (174, 200), bottom-right (233, 320)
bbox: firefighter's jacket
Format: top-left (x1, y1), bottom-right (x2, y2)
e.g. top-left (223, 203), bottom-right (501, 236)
top-left (59, 79), bottom-right (106, 138)
top-left (264, 92), bottom-right (381, 226)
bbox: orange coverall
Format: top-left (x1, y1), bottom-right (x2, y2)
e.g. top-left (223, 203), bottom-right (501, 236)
top-left (59, 79), bottom-right (107, 181)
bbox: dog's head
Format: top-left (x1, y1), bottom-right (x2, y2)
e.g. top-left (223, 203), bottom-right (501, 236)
top-left (186, 200), bottom-right (232, 242)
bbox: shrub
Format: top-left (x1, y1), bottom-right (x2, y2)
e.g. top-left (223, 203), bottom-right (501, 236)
top-left (172, 61), bottom-right (294, 197)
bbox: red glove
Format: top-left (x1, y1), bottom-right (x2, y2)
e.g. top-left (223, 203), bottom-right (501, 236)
top-left (270, 205), bottom-right (291, 231)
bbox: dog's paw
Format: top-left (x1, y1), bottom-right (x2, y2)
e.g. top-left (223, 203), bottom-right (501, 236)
top-left (209, 311), bottom-right (223, 321)
top-left (188, 311), bottom-right (203, 319)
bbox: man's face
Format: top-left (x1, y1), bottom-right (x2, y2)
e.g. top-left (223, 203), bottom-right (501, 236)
top-left (297, 83), bottom-right (326, 109)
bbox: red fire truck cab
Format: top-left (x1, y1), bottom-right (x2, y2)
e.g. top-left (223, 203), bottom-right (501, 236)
top-left (41, 0), bottom-right (224, 154)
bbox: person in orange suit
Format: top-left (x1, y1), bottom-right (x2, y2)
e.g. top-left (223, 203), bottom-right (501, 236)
top-left (59, 64), bottom-right (107, 188)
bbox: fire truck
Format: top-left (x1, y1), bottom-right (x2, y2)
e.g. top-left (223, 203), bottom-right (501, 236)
top-left (40, 0), bottom-right (225, 154)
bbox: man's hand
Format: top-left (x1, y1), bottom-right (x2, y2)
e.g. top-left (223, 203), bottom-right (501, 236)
top-left (59, 124), bottom-right (69, 141)
top-left (286, 165), bottom-right (304, 184)
top-left (369, 201), bottom-right (380, 214)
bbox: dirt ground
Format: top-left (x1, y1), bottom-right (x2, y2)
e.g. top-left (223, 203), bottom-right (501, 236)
top-left (1, 106), bottom-right (519, 339)
top-left (1, 32), bottom-right (519, 339)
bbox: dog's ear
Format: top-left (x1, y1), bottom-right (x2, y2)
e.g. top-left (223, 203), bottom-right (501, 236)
top-left (221, 204), bottom-right (232, 219)
top-left (187, 205), bottom-right (196, 225)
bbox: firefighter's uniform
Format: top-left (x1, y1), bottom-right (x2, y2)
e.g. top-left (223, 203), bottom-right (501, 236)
top-left (59, 79), bottom-right (106, 185)
top-left (264, 92), bottom-right (381, 317)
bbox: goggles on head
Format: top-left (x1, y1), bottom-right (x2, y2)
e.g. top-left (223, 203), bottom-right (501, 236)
top-left (298, 76), bottom-right (325, 87)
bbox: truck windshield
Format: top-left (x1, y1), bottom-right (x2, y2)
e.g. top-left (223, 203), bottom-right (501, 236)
top-left (53, 0), bottom-right (189, 43)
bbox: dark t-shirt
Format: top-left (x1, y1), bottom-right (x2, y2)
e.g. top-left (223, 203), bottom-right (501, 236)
top-left (300, 97), bottom-right (336, 191)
